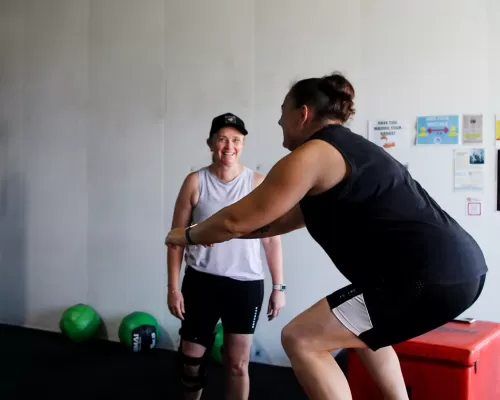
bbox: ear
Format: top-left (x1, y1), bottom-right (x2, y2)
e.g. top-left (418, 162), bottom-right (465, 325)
top-left (299, 104), bottom-right (310, 126)
top-left (206, 137), bottom-right (212, 149)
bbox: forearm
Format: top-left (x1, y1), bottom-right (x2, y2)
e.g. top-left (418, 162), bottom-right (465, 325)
top-left (262, 236), bottom-right (284, 285)
top-left (188, 198), bottom-right (303, 244)
top-left (239, 206), bottom-right (305, 239)
top-left (188, 208), bottom-right (241, 244)
top-left (167, 245), bottom-right (185, 290)
top-left (240, 223), bottom-right (282, 239)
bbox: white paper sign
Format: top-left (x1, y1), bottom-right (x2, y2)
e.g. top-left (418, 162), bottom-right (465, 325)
top-left (462, 114), bottom-right (483, 144)
top-left (368, 119), bottom-right (409, 149)
top-left (454, 148), bottom-right (485, 191)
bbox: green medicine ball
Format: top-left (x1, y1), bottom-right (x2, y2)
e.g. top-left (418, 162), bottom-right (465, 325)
top-left (118, 311), bottom-right (159, 352)
top-left (210, 322), bottom-right (224, 363)
top-left (59, 303), bottom-right (101, 342)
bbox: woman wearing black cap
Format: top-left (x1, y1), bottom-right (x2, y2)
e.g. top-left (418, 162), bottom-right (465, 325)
top-left (167, 113), bottom-right (285, 399)
top-left (165, 74), bottom-right (487, 399)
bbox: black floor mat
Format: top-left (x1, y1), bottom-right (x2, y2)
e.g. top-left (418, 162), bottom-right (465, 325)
top-left (0, 324), bottom-right (313, 399)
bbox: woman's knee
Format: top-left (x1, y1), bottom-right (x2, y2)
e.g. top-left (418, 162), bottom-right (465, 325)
top-left (223, 333), bottom-right (252, 377)
top-left (178, 339), bottom-right (209, 392)
top-left (281, 313), bottom-right (355, 355)
top-left (225, 354), bottom-right (249, 377)
top-left (281, 322), bottom-right (309, 354)
top-left (181, 339), bottom-right (207, 358)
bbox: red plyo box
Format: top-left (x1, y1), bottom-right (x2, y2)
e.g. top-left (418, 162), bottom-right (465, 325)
top-left (347, 320), bottom-right (500, 399)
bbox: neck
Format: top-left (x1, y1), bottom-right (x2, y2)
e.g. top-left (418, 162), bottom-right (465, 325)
top-left (302, 119), bottom-right (342, 142)
top-left (209, 162), bottom-right (244, 182)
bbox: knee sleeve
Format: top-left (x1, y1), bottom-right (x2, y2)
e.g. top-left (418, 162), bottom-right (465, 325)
top-left (177, 345), bottom-right (208, 393)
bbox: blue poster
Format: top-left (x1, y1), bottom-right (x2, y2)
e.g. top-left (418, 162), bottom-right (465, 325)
top-left (416, 115), bottom-right (460, 145)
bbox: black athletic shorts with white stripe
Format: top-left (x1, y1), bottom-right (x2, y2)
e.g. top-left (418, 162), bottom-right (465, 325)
top-left (179, 266), bottom-right (264, 348)
top-left (327, 273), bottom-right (486, 351)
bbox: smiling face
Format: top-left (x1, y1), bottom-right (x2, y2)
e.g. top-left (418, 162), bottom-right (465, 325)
top-left (208, 127), bottom-right (245, 166)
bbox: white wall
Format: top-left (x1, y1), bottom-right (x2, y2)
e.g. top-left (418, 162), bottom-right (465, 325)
top-left (0, 0), bottom-right (499, 367)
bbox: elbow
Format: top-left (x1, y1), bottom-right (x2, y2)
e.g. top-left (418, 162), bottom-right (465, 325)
top-left (222, 206), bottom-right (269, 237)
top-left (262, 235), bottom-right (281, 247)
top-left (223, 212), bottom-right (244, 237)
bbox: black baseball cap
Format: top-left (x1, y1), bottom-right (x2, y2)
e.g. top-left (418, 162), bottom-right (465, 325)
top-left (209, 113), bottom-right (248, 137)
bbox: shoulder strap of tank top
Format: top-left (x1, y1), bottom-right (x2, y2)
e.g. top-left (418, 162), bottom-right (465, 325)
top-left (196, 166), bottom-right (208, 201)
top-left (244, 166), bottom-right (256, 192)
top-left (306, 124), bottom-right (359, 176)
top-left (302, 125), bottom-right (359, 199)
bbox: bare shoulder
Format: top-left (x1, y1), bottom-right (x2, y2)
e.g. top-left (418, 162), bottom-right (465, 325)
top-left (247, 138), bottom-right (347, 200)
top-left (297, 138), bottom-right (344, 160)
top-left (268, 138), bottom-right (347, 195)
top-left (183, 170), bottom-right (199, 189)
top-left (298, 139), bottom-right (348, 194)
top-left (178, 170), bottom-right (200, 206)
top-left (267, 139), bottom-right (345, 177)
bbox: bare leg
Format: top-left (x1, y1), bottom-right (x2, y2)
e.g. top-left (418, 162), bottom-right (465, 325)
top-left (355, 347), bottom-right (409, 400)
top-left (281, 298), bottom-right (367, 400)
top-left (223, 333), bottom-right (253, 400)
top-left (179, 340), bottom-right (207, 400)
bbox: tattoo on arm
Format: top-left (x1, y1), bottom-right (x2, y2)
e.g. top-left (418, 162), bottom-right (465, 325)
top-left (251, 224), bottom-right (271, 235)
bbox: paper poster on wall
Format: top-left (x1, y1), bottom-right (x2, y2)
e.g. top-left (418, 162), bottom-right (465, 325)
top-left (462, 114), bottom-right (483, 144)
top-left (496, 117), bottom-right (500, 143)
top-left (465, 197), bottom-right (483, 216)
top-left (368, 119), bottom-right (409, 149)
top-left (454, 148), bottom-right (485, 191)
top-left (416, 115), bottom-right (460, 145)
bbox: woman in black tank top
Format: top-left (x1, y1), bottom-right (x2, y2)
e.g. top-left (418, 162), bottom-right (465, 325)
top-left (166, 73), bottom-right (487, 400)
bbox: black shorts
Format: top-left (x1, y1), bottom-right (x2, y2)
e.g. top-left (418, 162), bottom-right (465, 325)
top-left (327, 274), bottom-right (486, 351)
top-left (179, 266), bottom-right (264, 348)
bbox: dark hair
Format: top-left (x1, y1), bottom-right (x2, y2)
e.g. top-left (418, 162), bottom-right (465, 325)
top-left (288, 72), bottom-right (355, 123)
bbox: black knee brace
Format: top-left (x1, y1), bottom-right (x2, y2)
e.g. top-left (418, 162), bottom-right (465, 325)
top-left (177, 345), bottom-right (208, 393)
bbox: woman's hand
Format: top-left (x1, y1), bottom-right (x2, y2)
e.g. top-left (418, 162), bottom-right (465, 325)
top-left (165, 226), bottom-right (215, 248)
top-left (168, 288), bottom-right (185, 320)
top-left (165, 228), bottom-right (188, 247)
top-left (267, 290), bottom-right (286, 321)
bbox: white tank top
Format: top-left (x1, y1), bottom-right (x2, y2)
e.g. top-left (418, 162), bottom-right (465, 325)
top-left (184, 166), bottom-right (264, 281)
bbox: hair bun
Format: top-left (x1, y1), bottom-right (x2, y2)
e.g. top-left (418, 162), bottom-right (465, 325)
top-left (288, 72), bottom-right (356, 123)
top-left (321, 73), bottom-right (354, 101)
top-left (318, 79), bottom-right (352, 103)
